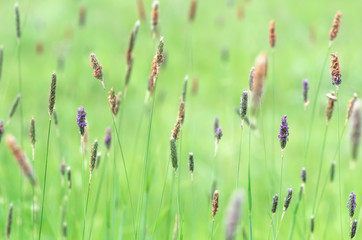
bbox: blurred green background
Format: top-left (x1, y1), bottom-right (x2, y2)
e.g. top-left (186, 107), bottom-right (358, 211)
top-left (0, 0), bottom-right (361, 239)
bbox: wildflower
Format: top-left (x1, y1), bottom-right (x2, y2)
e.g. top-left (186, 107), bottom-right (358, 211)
top-left (90, 53), bottom-right (104, 88)
top-left (330, 53), bottom-right (342, 87)
top-left (225, 190), bottom-right (243, 240)
top-left (240, 90), bottom-right (248, 127)
top-left (347, 192), bottom-right (357, 219)
top-left (212, 190), bottom-right (219, 220)
top-left (303, 79), bottom-right (309, 107)
top-left (269, 20), bottom-right (276, 48)
top-left (281, 188), bottom-right (293, 221)
top-left (351, 219), bottom-right (357, 239)
top-left (77, 107), bottom-right (87, 136)
top-left (278, 115), bottom-right (289, 155)
top-left (329, 11), bottom-right (342, 42)
top-left (325, 91), bottom-right (337, 124)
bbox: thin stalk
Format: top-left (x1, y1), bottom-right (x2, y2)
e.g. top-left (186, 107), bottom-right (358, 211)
top-left (248, 126), bottom-right (253, 240)
top-left (236, 126), bottom-right (244, 188)
top-left (88, 153), bottom-right (109, 239)
top-left (151, 157), bottom-right (171, 238)
top-left (17, 41), bottom-right (23, 147)
top-left (336, 90), bottom-right (343, 239)
top-left (177, 130), bottom-right (183, 239)
top-left (304, 45), bottom-right (331, 165)
top-left (276, 154), bottom-right (285, 239)
top-left (271, 49), bottom-right (276, 182)
top-left (211, 220), bottom-right (215, 240)
top-left (103, 89), bottom-right (136, 239)
top-left (82, 180), bottom-right (92, 240)
top-left (136, 96), bottom-right (156, 240)
top-left (311, 124), bottom-right (329, 218)
top-left (112, 131), bottom-right (118, 239)
top-left (288, 190), bottom-right (303, 239)
top-left (38, 118), bottom-right (52, 239)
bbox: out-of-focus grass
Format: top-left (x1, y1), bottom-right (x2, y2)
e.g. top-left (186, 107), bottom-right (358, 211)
top-left (0, 0), bottom-right (362, 239)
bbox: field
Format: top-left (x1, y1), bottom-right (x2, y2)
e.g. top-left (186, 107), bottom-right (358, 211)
top-left (0, 0), bottom-right (361, 239)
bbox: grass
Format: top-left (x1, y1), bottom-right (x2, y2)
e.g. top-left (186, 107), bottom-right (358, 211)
top-left (1, 0), bottom-right (362, 239)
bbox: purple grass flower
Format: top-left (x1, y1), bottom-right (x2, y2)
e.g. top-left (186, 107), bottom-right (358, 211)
top-left (104, 127), bottom-right (112, 151)
top-left (77, 107), bottom-right (87, 136)
top-left (351, 219), bottom-right (357, 239)
top-left (278, 115), bottom-right (289, 150)
top-left (347, 192), bottom-right (357, 218)
top-left (0, 120), bottom-right (4, 143)
top-left (240, 91), bottom-right (248, 122)
top-left (215, 127), bottom-right (223, 141)
top-left (303, 79), bottom-right (309, 106)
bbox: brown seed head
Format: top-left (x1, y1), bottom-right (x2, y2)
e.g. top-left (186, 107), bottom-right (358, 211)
top-left (269, 20), bottom-right (276, 48)
top-left (108, 88), bottom-right (117, 116)
top-left (212, 190), bottom-right (219, 220)
top-left (90, 53), bottom-right (104, 86)
top-left (251, 53), bottom-right (268, 115)
top-left (346, 93), bottom-right (358, 124)
top-left (329, 11), bottom-right (342, 41)
top-left (29, 116), bottom-right (36, 146)
top-left (151, 1), bottom-right (159, 32)
top-left (79, 5), bottom-right (87, 27)
top-left (330, 53), bottom-right (341, 86)
top-left (189, 0), bottom-right (197, 21)
top-left (6, 134), bottom-right (36, 186)
top-left (325, 91), bottom-right (337, 124)
top-left (137, 0), bottom-right (146, 21)
top-left (6, 203), bottom-right (13, 239)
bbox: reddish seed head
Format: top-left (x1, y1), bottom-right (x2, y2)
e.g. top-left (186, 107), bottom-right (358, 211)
top-left (269, 20), bottom-right (276, 48)
top-left (329, 11), bottom-right (342, 41)
top-left (212, 190), bottom-right (219, 220)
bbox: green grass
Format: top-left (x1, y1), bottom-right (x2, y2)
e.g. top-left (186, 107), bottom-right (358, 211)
top-left (1, 0), bottom-right (362, 239)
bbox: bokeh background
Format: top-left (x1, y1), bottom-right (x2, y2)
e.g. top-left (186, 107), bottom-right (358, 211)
top-left (0, 0), bottom-right (361, 239)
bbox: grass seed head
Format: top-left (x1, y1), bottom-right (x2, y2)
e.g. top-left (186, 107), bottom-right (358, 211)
top-left (212, 190), bottom-right (219, 220)
top-left (351, 219), bottom-right (357, 239)
top-left (310, 215), bottom-right (315, 233)
top-left (79, 5), bottom-right (87, 27)
top-left (6, 203), bottom-right (13, 239)
top-left (189, 0), bottom-right (197, 21)
top-left (303, 79), bottom-right (310, 107)
top-left (251, 53), bottom-right (268, 115)
top-left (350, 100), bottom-right (361, 160)
top-left (77, 106), bottom-right (87, 136)
top-left (325, 91), bottom-right (337, 124)
top-left (6, 134), bottom-right (36, 186)
top-left (269, 20), bottom-right (276, 48)
top-left (8, 94), bottom-right (21, 122)
top-left (271, 194), bottom-right (278, 214)
top-left (90, 53), bottom-right (104, 87)
top-left (29, 116), bottom-right (36, 146)
top-left (347, 192), bottom-right (357, 218)
top-left (330, 53), bottom-right (342, 86)
top-left (14, 3), bottom-right (21, 41)
top-left (189, 152), bottom-right (194, 174)
top-left (240, 90), bottom-right (248, 123)
top-left (90, 139), bottom-right (98, 174)
top-left (104, 127), bottom-right (112, 151)
top-left (170, 137), bottom-right (178, 174)
top-left (67, 166), bottom-right (71, 190)
top-left (346, 93), bottom-right (358, 124)
top-left (151, 1), bottom-right (159, 33)
top-left (329, 11), bottom-right (342, 41)
top-left (48, 72), bottom-right (57, 116)
top-left (0, 120), bottom-right (4, 143)
top-left (278, 115), bottom-right (289, 151)
top-left (225, 190), bottom-right (243, 240)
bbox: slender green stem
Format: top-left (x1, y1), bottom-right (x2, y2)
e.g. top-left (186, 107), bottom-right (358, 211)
top-left (304, 44), bottom-right (331, 165)
top-left (248, 126), bottom-right (253, 240)
top-left (236, 126), bottom-right (244, 188)
top-left (103, 89), bottom-right (136, 239)
top-left (38, 118), bottom-right (52, 240)
top-left (288, 189), bottom-right (303, 240)
top-left (211, 220), bottom-right (215, 240)
top-left (177, 130), bottom-right (183, 239)
top-left (151, 158), bottom-right (171, 238)
top-left (88, 153), bottom-right (109, 239)
top-left (311, 124), bottom-right (329, 216)
top-left (17, 41), bottom-right (23, 147)
top-left (336, 90), bottom-right (343, 239)
top-left (82, 180), bottom-right (92, 240)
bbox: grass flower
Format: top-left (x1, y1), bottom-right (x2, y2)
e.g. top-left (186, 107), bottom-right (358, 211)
top-left (250, 53), bottom-right (268, 115)
top-left (189, 152), bottom-right (194, 179)
top-left (240, 90), bottom-right (248, 128)
top-left (7, 94), bottom-right (21, 125)
top-left (330, 161), bottom-right (336, 182)
top-left (347, 192), bottom-right (357, 221)
top-left (90, 53), bottom-right (104, 88)
top-left (346, 93), bottom-right (358, 125)
top-left (310, 215), bottom-right (315, 234)
top-left (330, 53), bottom-right (342, 88)
top-left (249, 67), bottom-right (255, 91)
top-left (351, 219), bottom-right (357, 239)
top-left (269, 20), bottom-right (276, 48)
top-left (278, 115), bottom-right (289, 156)
top-left (77, 107), bottom-right (87, 136)
top-left (225, 190), bottom-right (243, 240)
top-left (29, 116), bottom-right (36, 160)
top-left (281, 188), bottom-right (293, 221)
top-left (303, 79), bottom-right (310, 108)
top-left (170, 137), bottom-right (178, 175)
top-left (6, 203), bottom-right (13, 240)
top-left (89, 139), bottom-right (98, 182)
top-left (271, 194), bottom-right (278, 215)
top-left (325, 91), bottom-right (337, 124)
top-left (48, 72), bottom-right (57, 117)
top-left (0, 120), bottom-right (4, 143)
top-left (14, 3), bottom-right (21, 41)
top-left (189, 0), bottom-right (197, 21)
top-left (300, 167), bottom-right (306, 191)
top-left (329, 11), bottom-right (342, 42)
top-left (151, 1), bottom-right (159, 36)
top-left (67, 166), bottom-right (71, 190)
top-left (104, 127), bottom-right (112, 153)
top-left (350, 100), bottom-right (361, 161)
top-left (6, 134), bottom-right (36, 186)
top-left (147, 37), bottom-right (165, 99)
top-left (79, 4), bottom-right (87, 27)
top-left (212, 190), bottom-right (219, 220)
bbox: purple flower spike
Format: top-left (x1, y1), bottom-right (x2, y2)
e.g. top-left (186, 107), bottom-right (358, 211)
top-left (303, 79), bottom-right (309, 106)
top-left (215, 127), bottom-right (223, 141)
top-left (104, 127), bottom-right (112, 151)
top-left (278, 115), bottom-right (289, 150)
top-left (347, 192), bottom-right (357, 218)
top-left (77, 107), bottom-right (87, 136)
top-left (0, 120), bottom-right (4, 143)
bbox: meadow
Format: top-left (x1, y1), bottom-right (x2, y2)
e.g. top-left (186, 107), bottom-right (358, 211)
top-left (0, 0), bottom-right (361, 239)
